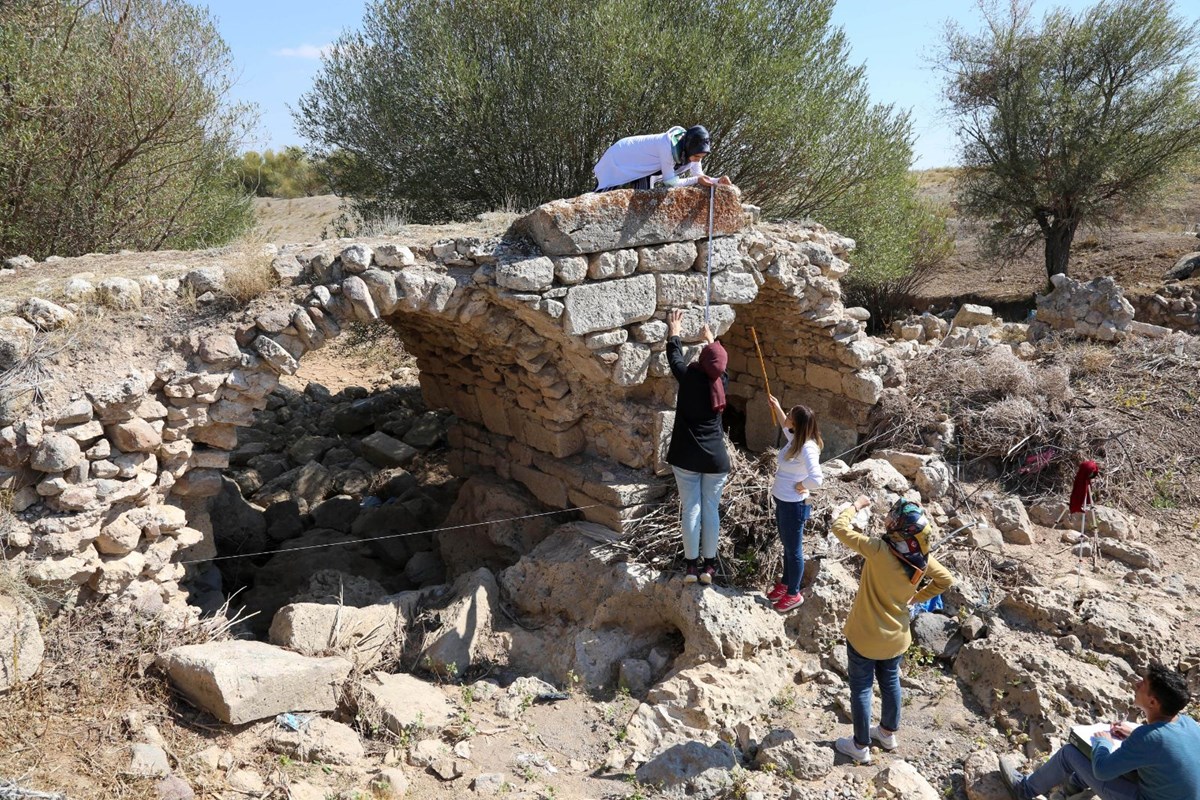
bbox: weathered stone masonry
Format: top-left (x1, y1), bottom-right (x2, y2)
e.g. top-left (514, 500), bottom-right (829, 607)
top-left (0, 187), bottom-right (886, 612)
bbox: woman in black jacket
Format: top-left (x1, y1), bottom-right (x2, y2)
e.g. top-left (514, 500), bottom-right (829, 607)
top-left (665, 309), bottom-right (730, 586)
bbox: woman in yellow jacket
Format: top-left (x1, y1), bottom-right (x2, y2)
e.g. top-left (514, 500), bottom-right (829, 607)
top-left (831, 495), bottom-right (957, 765)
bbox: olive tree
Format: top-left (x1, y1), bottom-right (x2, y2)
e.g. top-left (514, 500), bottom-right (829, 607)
top-left (0, 0), bottom-right (256, 260)
top-left (297, 0), bottom-right (947, 297)
top-left (939, 0), bottom-right (1200, 279)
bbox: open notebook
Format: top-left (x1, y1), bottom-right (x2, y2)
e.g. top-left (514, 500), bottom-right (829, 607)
top-left (1070, 722), bottom-right (1142, 760)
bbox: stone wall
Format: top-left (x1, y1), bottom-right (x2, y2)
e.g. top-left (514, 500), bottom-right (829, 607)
top-left (0, 186), bottom-right (886, 612)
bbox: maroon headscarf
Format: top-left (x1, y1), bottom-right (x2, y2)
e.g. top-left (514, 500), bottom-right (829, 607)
top-left (693, 340), bottom-right (727, 413)
top-left (1069, 460), bottom-right (1100, 514)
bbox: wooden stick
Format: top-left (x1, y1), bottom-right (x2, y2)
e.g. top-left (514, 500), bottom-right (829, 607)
top-left (750, 326), bottom-right (777, 425)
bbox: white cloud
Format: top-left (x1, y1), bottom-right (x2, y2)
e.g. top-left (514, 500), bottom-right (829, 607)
top-left (274, 43), bottom-right (332, 60)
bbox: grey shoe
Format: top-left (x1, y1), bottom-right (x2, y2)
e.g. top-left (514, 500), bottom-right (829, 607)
top-left (998, 754), bottom-right (1028, 800)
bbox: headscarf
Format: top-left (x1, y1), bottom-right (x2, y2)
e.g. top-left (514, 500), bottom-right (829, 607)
top-left (1069, 460), bottom-right (1100, 514)
top-left (693, 340), bottom-right (727, 413)
top-left (883, 499), bottom-right (931, 585)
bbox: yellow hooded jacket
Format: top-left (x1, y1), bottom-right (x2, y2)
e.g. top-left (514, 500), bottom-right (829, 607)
top-left (831, 505), bottom-right (957, 660)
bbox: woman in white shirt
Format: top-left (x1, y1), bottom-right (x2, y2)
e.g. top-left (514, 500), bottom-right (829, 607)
top-left (766, 394), bottom-right (824, 612)
top-left (593, 125), bottom-right (732, 192)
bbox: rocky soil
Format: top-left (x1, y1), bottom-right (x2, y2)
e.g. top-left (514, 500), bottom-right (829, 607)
top-left (1, 188), bottom-right (1198, 800)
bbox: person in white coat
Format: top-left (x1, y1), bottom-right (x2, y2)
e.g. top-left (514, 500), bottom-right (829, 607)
top-left (593, 125), bottom-right (732, 192)
top-left (764, 394), bottom-right (824, 612)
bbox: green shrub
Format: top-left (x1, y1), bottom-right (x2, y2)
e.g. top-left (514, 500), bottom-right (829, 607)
top-left (0, 0), bottom-right (256, 259)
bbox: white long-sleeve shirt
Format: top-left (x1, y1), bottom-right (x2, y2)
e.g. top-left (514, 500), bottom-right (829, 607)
top-left (772, 429), bottom-right (823, 503)
top-left (593, 126), bottom-right (706, 191)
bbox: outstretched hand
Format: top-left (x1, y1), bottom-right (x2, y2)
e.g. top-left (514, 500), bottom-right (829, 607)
top-left (700, 324), bottom-right (715, 345)
top-left (853, 495), bottom-right (872, 511)
top-left (667, 309), bottom-right (684, 338)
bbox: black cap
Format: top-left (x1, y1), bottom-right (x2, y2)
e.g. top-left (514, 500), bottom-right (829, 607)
top-left (681, 125), bottom-right (711, 158)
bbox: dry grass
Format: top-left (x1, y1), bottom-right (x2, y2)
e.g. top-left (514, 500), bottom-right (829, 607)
top-left (868, 334), bottom-right (1200, 516)
top-left (220, 231), bottom-right (279, 307)
top-left (0, 595), bottom-right (242, 800)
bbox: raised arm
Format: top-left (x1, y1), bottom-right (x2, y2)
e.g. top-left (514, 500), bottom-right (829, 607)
top-left (831, 497), bottom-right (877, 558)
top-left (666, 309), bottom-right (689, 382)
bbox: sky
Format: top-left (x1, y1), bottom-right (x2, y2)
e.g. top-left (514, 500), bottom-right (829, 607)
top-left (204, 0), bottom-right (1105, 170)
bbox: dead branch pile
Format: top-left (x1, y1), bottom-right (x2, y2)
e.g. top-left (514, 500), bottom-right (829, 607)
top-left (623, 445), bottom-right (861, 589)
top-left (869, 333), bottom-right (1200, 516)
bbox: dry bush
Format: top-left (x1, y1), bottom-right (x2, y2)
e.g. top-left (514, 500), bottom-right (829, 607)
top-left (0, 600), bottom-right (240, 799)
top-left (870, 333), bottom-right (1200, 515)
top-left (221, 233), bottom-right (279, 306)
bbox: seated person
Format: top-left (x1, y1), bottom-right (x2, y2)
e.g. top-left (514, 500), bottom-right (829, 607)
top-left (1000, 662), bottom-right (1200, 800)
top-left (593, 125), bottom-right (732, 192)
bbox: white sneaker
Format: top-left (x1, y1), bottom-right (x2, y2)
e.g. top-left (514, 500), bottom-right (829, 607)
top-left (835, 736), bottom-right (872, 764)
top-left (871, 725), bottom-right (898, 751)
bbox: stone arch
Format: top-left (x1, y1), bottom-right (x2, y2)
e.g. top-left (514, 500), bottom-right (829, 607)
top-left (1, 187), bottom-right (891, 615)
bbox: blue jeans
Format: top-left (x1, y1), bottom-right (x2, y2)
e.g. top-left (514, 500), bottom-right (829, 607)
top-left (847, 641), bottom-right (901, 748)
top-left (671, 467), bottom-right (728, 560)
top-left (774, 499), bottom-right (811, 594)
top-left (1019, 744), bottom-right (1137, 800)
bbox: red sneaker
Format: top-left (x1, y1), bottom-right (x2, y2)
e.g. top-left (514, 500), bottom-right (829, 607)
top-left (699, 559), bottom-right (717, 585)
top-left (766, 582), bottom-right (788, 601)
top-left (773, 593), bottom-right (804, 612)
top-left (683, 561), bottom-right (699, 585)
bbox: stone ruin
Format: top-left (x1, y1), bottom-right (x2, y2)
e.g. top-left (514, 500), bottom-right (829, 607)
top-left (0, 186), bottom-right (887, 617)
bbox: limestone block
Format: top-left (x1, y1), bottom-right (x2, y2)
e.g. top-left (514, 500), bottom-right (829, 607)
top-left (550, 255), bottom-right (587, 285)
top-left (268, 717), bottom-right (365, 766)
top-left (61, 277), bottom-right (95, 302)
top-left (157, 641), bottom-right (352, 724)
top-left (563, 274), bottom-right (656, 336)
top-left (30, 432), bottom-right (83, 472)
top-left (655, 273), bottom-right (708, 306)
top-left (522, 186), bottom-right (746, 256)
top-left (992, 497), bottom-right (1035, 545)
top-left (496, 256), bottom-right (554, 291)
top-left (612, 342), bottom-right (652, 386)
top-left (753, 730), bottom-right (833, 781)
top-left (342, 276), bottom-right (379, 323)
top-left (954, 303), bottom-right (994, 327)
top-left (674, 305), bottom-right (735, 339)
top-left (96, 277), bottom-right (142, 310)
top-left (253, 336), bottom-right (299, 376)
top-left (90, 550), bottom-right (146, 594)
top-left (842, 370), bottom-right (883, 405)
top-left (587, 250), bottom-right (638, 280)
top-left (270, 601), bottom-right (402, 666)
top-left (25, 546), bottom-right (101, 587)
top-left (630, 320), bottom-right (667, 344)
top-left (291, 309), bottom-right (324, 350)
top-left (424, 568), bottom-right (499, 675)
top-left (356, 268), bottom-right (398, 316)
top-left (107, 418), bottom-right (161, 453)
top-left (709, 270), bottom-right (758, 304)
top-left (254, 307), bottom-right (294, 334)
top-left (694, 236), bottom-right (741, 273)
top-left (915, 460), bottom-right (952, 500)
top-left (806, 363), bottom-right (843, 393)
top-left (375, 243), bottom-right (415, 268)
top-left (510, 463), bottom-right (568, 508)
top-left (0, 316), bottom-right (36, 371)
top-left (873, 450), bottom-right (932, 479)
top-left (0, 596), bottom-right (43, 690)
top-left (339, 244), bottom-right (373, 274)
top-left (172, 469), bottom-right (223, 498)
top-left (182, 267), bottom-right (225, 295)
top-left (396, 267), bottom-right (458, 313)
top-left (637, 241), bottom-right (697, 273)
top-left (360, 672), bottom-right (455, 733)
top-left (873, 760), bottom-right (940, 800)
top-left (584, 329), bottom-right (628, 349)
top-left (19, 297), bottom-right (75, 330)
top-left (844, 458), bottom-right (909, 492)
top-left (521, 418), bottom-right (584, 458)
top-left (361, 432), bottom-right (419, 468)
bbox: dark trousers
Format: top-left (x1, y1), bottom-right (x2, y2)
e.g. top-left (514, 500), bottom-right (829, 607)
top-left (847, 641), bottom-right (902, 748)
top-left (598, 174), bottom-right (654, 192)
top-left (774, 499), bottom-right (811, 594)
